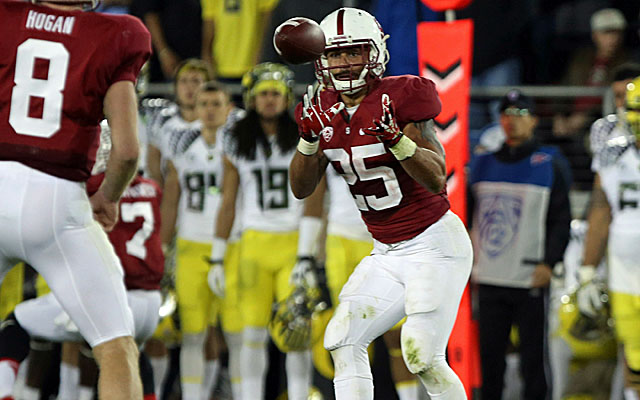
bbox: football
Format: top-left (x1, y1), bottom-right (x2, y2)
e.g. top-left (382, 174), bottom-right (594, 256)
top-left (273, 17), bottom-right (326, 65)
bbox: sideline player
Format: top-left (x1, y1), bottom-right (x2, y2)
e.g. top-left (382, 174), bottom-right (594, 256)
top-left (578, 76), bottom-right (640, 396)
top-left (0, 1), bottom-right (150, 399)
top-left (289, 8), bottom-right (473, 400)
top-left (160, 81), bottom-right (243, 399)
top-left (211, 63), bottom-right (324, 400)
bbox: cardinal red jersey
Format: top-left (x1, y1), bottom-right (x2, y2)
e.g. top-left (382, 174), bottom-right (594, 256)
top-left (87, 174), bottom-right (164, 290)
top-left (296, 75), bottom-right (449, 244)
top-left (0, 2), bottom-right (151, 181)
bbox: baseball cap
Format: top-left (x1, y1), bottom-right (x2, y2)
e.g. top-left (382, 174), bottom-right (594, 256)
top-left (499, 89), bottom-right (535, 114)
top-left (591, 8), bottom-right (626, 32)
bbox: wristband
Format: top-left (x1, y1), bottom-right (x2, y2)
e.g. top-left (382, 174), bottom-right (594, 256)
top-left (297, 216), bottom-right (323, 256)
top-left (208, 237), bottom-right (227, 265)
top-left (389, 135), bottom-right (417, 161)
top-left (297, 138), bottom-right (319, 155)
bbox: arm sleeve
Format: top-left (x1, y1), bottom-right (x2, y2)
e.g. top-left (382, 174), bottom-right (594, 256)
top-left (544, 156), bottom-right (572, 266)
top-left (112, 17), bottom-right (152, 85)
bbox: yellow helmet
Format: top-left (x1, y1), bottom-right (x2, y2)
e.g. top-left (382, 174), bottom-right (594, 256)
top-left (556, 289), bottom-right (616, 360)
top-left (625, 76), bottom-right (640, 140)
top-left (241, 62), bottom-right (294, 109)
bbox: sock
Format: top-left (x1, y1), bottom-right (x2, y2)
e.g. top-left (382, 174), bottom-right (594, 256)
top-left (240, 328), bottom-right (268, 400)
top-left (201, 359), bottom-right (220, 400)
top-left (224, 332), bottom-right (242, 400)
top-left (78, 385), bottom-right (95, 400)
top-left (286, 350), bottom-right (311, 400)
top-left (57, 363), bottom-right (79, 400)
top-left (19, 385), bottom-right (39, 400)
top-left (395, 380), bottom-right (419, 400)
top-left (149, 355), bottom-right (168, 399)
top-left (180, 333), bottom-right (206, 400)
top-left (0, 360), bottom-right (19, 398)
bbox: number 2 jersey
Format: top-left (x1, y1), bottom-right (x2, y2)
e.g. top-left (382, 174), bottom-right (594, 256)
top-left (296, 75), bottom-right (447, 244)
top-left (87, 174), bottom-right (164, 291)
top-left (0, 1), bottom-right (151, 181)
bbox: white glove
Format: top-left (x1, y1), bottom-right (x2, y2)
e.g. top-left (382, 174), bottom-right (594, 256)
top-left (290, 256), bottom-right (317, 288)
top-left (207, 263), bottom-right (225, 298)
top-left (576, 265), bottom-right (603, 317)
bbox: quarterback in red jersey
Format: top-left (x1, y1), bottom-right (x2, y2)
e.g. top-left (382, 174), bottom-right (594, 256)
top-left (289, 8), bottom-right (473, 400)
top-left (0, 1), bottom-right (150, 399)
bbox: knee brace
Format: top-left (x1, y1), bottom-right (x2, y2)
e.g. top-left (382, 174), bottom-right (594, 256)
top-left (0, 313), bottom-right (30, 363)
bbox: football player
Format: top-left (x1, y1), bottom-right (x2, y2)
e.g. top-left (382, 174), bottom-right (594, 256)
top-left (146, 59), bottom-right (213, 186)
top-left (578, 76), bottom-right (640, 396)
top-left (1, 123), bottom-right (164, 399)
top-left (160, 81), bottom-right (243, 399)
top-left (0, 0), bottom-right (150, 398)
top-left (210, 62), bottom-right (324, 400)
top-left (289, 8), bottom-right (473, 400)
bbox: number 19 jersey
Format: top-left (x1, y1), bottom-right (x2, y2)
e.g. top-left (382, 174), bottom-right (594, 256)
top-left (0, 2), bottom-right (151, 181)
top-left (227, 140), bottom-right (303, 232)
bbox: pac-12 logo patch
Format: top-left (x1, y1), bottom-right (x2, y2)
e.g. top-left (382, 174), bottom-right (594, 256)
top-left (478, 193), bottom-right (523, 258)
top-left (321, 127), bottom-right (334, 142)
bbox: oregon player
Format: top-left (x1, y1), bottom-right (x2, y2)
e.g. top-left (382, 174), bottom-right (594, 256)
top-left (211, 63), bottom-right (324, 400)
top-left (161, 81), bottom-right (242, 399)
top-left (579, 76), bottom-right (640, 395)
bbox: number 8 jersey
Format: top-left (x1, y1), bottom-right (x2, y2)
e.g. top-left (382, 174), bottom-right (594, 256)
top-left (0, 2), bottom-right (151, 181)
top-left (296, 75), bottom-right (448, 244)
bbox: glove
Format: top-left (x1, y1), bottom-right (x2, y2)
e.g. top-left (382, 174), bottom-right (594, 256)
top-left (576, 265), bottom-right (603, 317)
top-left (363, 94), bottom-right (403, 147)
top-left (290, 256), bottom-right (318, 288)
top-left (299, 85), bottom-right (344, 142)
top-left (205, 257), bottom-right (225, 298)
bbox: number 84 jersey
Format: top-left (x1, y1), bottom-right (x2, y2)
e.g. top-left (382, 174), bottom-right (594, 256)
top-left (297, 76), bottom-right (449, 244)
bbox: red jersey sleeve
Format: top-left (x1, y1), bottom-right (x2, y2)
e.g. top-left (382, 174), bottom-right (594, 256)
top-left (392, 75), bottom-right (441, 128)
top-left (111, 16), bottom-right (151, 85)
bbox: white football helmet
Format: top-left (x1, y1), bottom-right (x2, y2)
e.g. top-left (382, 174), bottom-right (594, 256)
top-left (31, 0), bottom-right (100, 11)
top-left (315, 8), bottom-right (389, 93)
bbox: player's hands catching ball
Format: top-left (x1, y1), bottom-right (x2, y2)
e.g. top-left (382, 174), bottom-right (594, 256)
top-left (89, 190), bottom-right (118, 232)
top-left (363, 94), bottom-right (403, 147)
top-left (299, 85), bottom-right (344, 142)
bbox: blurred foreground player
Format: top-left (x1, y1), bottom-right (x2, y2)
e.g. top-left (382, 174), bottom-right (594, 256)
top-left (578, 76), bottom-right (640, 396)
top-left (289, 8), bottom-right (473, 400)
top-left (0, 1), bottom-right (150, 398)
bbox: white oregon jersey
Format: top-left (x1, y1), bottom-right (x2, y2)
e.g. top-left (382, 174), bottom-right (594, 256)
top-left (326, 167), bottom-right (371, 241)
top-left (171, 132), bottom-right (224, 243)
top-left (598, 143), bottom-right (640, 294)
top-left (227, 138), bottom-right (303, 232)
top-left (590, 113), bottom-right (633, 172)
top-left (159, 115), bottom-right (202, 160)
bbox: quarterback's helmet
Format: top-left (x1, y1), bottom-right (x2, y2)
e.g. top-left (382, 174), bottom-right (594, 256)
top-left (31, 0), bottom-right (100, 11)
top-left (625, 76), bottom-right (640, 140)
top-left (315, 8), bottom-right (389, 94)
top-left (556, 289), bottom-right (616, 360)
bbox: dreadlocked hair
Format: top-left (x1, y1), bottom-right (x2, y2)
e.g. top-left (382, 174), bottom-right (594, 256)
top-left (230, 109), bottom-right (299, 161)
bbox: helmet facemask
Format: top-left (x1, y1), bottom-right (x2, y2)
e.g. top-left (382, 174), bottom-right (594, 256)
top-left (625, 78), bottom-right (640, 142)
top-left (315, 8), bottom-right (389, 94)
top-left (315, 41), bottom-right (386, 94)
